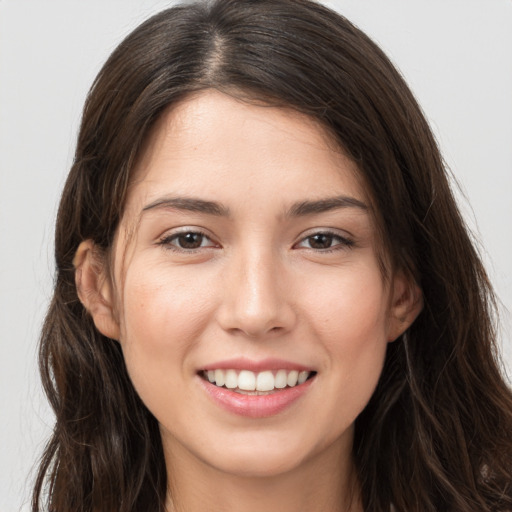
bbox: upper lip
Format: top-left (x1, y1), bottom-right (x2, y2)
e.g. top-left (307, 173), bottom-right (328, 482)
top-left (200, 357), bottom-right (314, 373)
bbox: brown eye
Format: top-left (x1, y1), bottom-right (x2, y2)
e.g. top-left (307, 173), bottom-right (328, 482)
top-left (176, 232), bottom-right (205, 249)
top-left (160, 231), bottom-right (216, 251)
top-left (295, 231), bottom-right (354, 251)
top-left (307, 233), bottom-right (334, 249)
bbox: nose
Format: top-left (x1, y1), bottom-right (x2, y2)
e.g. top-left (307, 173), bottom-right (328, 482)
top-left (216, 248), bottom-right (296, 338)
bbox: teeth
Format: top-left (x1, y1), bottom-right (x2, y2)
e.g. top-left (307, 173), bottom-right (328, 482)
top-left (214, 369), bottom-right (225, 387)
top-left (287, 370), bottom-right (298, 387)
top-left (238, 370), bottom-right (256, 391)
top-left (275, 369), bottom-right (287, 389)
top-left (204, 369), bottom-right (313, 392)
top-left (256, 371), bottom-right (274, 391)
top-left (298, 371), bottom-right (309, 384)
top-left (225, 369), bottom-right (238, 389)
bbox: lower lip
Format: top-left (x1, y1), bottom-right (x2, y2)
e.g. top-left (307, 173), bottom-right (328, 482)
top-left (199, 376), bottom-right (315, 418)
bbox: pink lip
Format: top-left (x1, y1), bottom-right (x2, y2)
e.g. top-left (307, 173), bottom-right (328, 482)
top-left (198, 374), bottom-right (315, 419)
top-left (201, 357), bottom-right (314, 372)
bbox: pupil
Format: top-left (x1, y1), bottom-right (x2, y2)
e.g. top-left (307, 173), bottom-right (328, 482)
top-left (310, 234), bottom-right (332, 249)
top-left (179, 232), bottom-right (202, 248)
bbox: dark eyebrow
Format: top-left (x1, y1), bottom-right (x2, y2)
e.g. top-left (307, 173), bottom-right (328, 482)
top-left (142, 195), bottom-right (367, 218)
top-left (142, 197), bottom-right (230, 216)
top-left (286, 196), bottom-right (368, 217)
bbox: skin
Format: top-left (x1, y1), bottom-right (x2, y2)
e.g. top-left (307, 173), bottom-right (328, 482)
top-left (75, 90), bottom-right (422, 512)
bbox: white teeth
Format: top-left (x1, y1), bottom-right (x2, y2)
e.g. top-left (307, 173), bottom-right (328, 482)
top-left (214, 369), bottom-right (225, 387)
top-left (224, 369), bottom-right (238, 389)
top-left (238, 370), bottom-right (256, 391)
top-left (298, 371), bottom-right (309, 384)
top-left (204, 368), bottom-right (313, 391)
top-left (274, 369), bottom-right (287, 389)
top-left (256, 371), bottom-right (274, 391)
top-left (287, 370), bottom-right (299, 387)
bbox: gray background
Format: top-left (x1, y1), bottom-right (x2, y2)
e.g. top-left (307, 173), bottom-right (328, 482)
top-left (1, 1), bottom-right (511, 510)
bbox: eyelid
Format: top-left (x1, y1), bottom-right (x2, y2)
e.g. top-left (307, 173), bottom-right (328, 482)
top-left (157, 227), bottom-right (220, 251)
top-left (293, 229), bottom-right (355, 251)
top-left (155, 226), bottom-right (354, 253)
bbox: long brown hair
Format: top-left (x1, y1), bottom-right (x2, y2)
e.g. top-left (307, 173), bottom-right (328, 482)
top-left (33, 1), bottom-right (512, 510)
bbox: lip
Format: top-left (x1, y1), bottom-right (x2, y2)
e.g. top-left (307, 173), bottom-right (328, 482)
top-left (201, 357), bottom-right (314, 373)
top-left (198, 371), bottom-right (315, 419)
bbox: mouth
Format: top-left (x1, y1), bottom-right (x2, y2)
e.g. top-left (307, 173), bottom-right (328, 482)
top-left (198, 358), bottom-right (317, 418)
top-left (199, 368), bottom-right (317, 395)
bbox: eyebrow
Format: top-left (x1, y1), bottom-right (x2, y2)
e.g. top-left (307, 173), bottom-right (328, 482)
top-left (286, 196), bottom-right (368, 216)
top-left (141, 194), bottom-right (368, 217)
top-left (142, 197), bottom-right (230, 216)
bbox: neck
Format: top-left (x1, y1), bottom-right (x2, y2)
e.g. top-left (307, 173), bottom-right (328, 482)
top-left (163, 434), bottom-right (363, 512)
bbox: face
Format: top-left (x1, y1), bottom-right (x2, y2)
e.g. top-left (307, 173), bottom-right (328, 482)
top-left (85, 90), bottom-right (418, 480)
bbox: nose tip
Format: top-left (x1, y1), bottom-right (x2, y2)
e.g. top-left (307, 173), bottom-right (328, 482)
top-left (227, 304), bottom-right (286, 339)
top-left (216, 257), bottom-right (295, 338)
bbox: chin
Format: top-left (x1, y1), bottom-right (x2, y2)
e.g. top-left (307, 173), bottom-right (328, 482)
top-left (209, 446), bottom-right (308, 478)
top-left (197, 425), bottom-right (346, 479)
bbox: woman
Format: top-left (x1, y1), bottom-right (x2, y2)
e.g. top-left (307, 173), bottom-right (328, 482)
top-left (32, 0), bottom-right (512, 511)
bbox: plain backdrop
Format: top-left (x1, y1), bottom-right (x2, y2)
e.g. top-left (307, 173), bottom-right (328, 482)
top-left (1, 1), bottom-right (511, 510)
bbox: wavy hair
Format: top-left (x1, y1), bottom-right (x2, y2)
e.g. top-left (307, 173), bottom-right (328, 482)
top-left (32, 1), bottom-right (512, 510)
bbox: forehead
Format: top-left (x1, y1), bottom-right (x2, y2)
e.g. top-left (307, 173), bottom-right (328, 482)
top-left (125, 90), bottom-right (370, 217)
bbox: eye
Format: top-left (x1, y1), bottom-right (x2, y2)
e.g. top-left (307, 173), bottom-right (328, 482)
top-left (295, 231), bottom-right (354, 251)
top-left (159, 230), bottom-right (217, 251)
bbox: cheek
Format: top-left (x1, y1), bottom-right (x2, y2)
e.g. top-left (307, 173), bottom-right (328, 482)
top-left (121, 265), bottom-right (212, 339)
top-left (302, 263), bottom-right (389, 346)
top-left (116, 266), bottom-right (216, 393)
top-left (300, 265), bottom-right (389, 408)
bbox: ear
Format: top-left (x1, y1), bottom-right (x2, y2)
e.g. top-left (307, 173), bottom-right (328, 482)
top-left (387, 270), bottom-right (423, 342)
top-left (73, 240), bottom-right (120, 340)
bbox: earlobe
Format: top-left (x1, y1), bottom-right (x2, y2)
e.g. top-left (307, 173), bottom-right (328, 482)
top-left (388, 271), bottom-right (423, 342)
top-left (73, 240), bottom-right (120, 341)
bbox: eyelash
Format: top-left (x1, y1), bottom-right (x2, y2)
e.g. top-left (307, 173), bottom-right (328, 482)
top-left (157, 229), bottom-right (354, 253)
top-left (158, 230), bottom-right (217, 253)
top-left (295, 231), bottom-right (355, 253)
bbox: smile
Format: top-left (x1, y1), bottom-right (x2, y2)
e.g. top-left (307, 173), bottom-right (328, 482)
top-left (202, 369), bottom-right (315, 394)
top-left (198, 361), bottom-right (317, 418)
